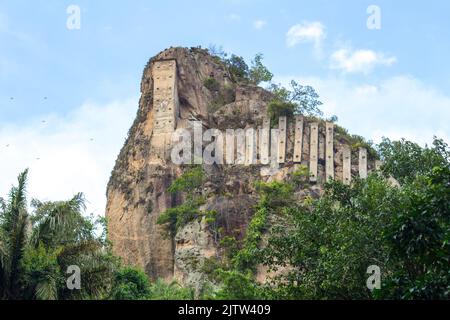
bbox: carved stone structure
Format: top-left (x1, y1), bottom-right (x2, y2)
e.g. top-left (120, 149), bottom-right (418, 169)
top-left (152, 59), bottom-right (179, 159)
top-left (294, 116), bottom-right (304, 163)
top-left (107, 47), bottom-right (383, 289)
top-left (325, 122), bottom-right (334, 181)
top-left (309, 122), bottom-right (319, 182)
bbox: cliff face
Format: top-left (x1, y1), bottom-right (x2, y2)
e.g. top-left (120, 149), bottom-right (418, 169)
top-left (106, 47), bottom-right (376, 287)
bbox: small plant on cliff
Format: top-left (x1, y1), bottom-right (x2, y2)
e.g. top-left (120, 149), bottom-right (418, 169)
top-left (158, 167), bottom-right (206, 236)
top-left (167, 166), bottom-right (204, 195)
top-left (207, 46), bottom-right (273, 86)
top-left (203, 181), bottom-right (295, 299)
top-left (203, 77), bottom-right (221, 92)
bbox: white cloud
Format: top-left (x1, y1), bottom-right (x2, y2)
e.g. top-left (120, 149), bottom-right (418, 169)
top-left (273, 75), bottom-right (450, 147)
top-left (286, 21), bottom-right (326, 49)
top-left (330, 48), bottom-right (397, 74)
top-left (253, 19), bottom-right (267, 30)
top-left (0, 97), bottom-right (137, 217)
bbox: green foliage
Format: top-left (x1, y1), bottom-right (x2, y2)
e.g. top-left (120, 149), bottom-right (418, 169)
top-left (0, 170), bottom-right (29, 299)
top-left (207, 46), bottom-right (273, 86)
top-left (212, 269), bottom-right (263, 300)
top-left (226, 54), bottom-right (250, 83)
top-left (203, 77), bottom-right (220, 92)
top-left (149, 279), bottom-right (195, 300)
top-left (22, 243), bottom-right (61, 300)
top-left (269, 80), bottom-right (323, 117)
top-left (0, 170), bottom-right (117, 300)
top-left (291, 165), bottom-right (310, 188)
top-left (109, 267), bottom-right (151, 300)
top-left (249, 53), bottom-right (273, 85)
top-left (258, 137), bottom-right (450, 300)
top-left (206, 181), bottom-right (295, 299)
top-left (260, 176), bottom-right (395, 299)
top-left (377, 165), bottom-right (450, 299)
top-left (157, 197), bottom-right (206, 237)
top-left (267, 100), bottom-right (296, 124)
top-left (335, 125), bottom-right (378, 159)
top-left (158, 167), bottom-right (206, 236)
top-left (378, 137), bottom-right (450, 184)
top-left (167, 167), bottom-right (204, 195)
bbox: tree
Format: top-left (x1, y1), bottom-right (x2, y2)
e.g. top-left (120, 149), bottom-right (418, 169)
top-left (257, 137), bottom-right (450, 300)
top-left (378, 137), bottom-right (450, 184)
top-left (1, 170), bottom-right (117, 300)
top-left (226, 54), bottom-right (249, 83)
top-left (269, 80), bottom-right (323, 117)
top-left (0, 170), bottom-right (29, 299)
top-left (249, 53), bottom-right (273, 85)
top-left (378, 165), bottom-right (450, 299)
top-left (109, 267), bottom-right (151, 300)
top-left (259, 175), bottom-right (395, 299)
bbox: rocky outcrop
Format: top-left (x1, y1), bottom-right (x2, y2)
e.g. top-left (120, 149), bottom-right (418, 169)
top-left (106, 47), bottom-right (378, 287)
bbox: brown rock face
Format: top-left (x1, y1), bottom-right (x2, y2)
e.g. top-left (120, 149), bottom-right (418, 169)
top-left (106, 47), bottom-right (377, 284)
top-left (106, 47), bottom-right (245, 280)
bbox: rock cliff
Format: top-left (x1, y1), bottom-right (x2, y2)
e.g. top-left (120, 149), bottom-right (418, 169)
top-left (106, 47), bottom-right (377, 289)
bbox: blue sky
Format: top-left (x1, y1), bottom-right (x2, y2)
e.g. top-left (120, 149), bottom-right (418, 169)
top-left (1, 0), bottom-right (449, 215)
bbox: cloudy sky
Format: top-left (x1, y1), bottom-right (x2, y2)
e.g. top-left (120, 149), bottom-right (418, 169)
top-left (1, 0), bottom-right (449, 216)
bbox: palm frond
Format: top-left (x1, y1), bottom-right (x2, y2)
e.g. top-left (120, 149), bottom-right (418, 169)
top-left (35, 276), bottom-right (58, 300)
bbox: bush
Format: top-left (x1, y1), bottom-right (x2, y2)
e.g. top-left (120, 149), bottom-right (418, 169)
top-left (267, 101), bottom-right (296, 123)
top-left (109, 267), bottom-right (151, 300)
top-left (203, 77), bottom-right (220, 92)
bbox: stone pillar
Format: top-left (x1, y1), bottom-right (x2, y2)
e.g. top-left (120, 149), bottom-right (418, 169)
top-left (309, 122), bottom-right (319, 182)
top-left (260, 118), bottom-right (270, 165)
top-left (278, 117), bottom-right (287, 164)
top-left (326, 122), bottom-right (334, 181)
top-left (235, 129), bottom-right (246, 165)
top-left (245, 128), bottom-right (257, 165)
top-left (152, 60), bottom-right (178, 160)
top-left (359, 147), bottom-right (368, 179)
top-left (343, 145), bottom-right (352, 185)
top-left (294, 115), bottom-right (304, 163)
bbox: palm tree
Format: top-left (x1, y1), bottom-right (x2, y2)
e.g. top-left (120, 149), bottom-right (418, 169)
top-left (26, 193), bottom-right (116, 300)
top-left (0, 170), bottom-right (29, 300)
top-left (1, 170), bottom-right (116, 300)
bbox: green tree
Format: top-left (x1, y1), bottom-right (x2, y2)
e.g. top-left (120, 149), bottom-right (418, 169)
top-left (226, 54), bottom-right (249, 83)
top-left (249, 53), bottom-right (273, 85)
top-left (378, 165), bottom-right (450, 299)
top-left (0, 170), bottom-right (29, 299)
top-left (109, 267), bottom-right (151, 300)
top-left (269, 80), bottom-right (323, 117)
top-left (378, 137), bottom-right (450, 184)
top-left (1, 170), bottom-right (117, 300)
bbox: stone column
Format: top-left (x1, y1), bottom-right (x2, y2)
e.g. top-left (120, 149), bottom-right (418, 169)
top-left (245, 128), bottom-right (257, 166)
top-left (326, 122), bottom-right (334, 181)
top-left (359, 147), bottom-right (368, 179)
top-left (278, 116), bottom-right (287, 164)
top-left (152, 60), bottom-right (178, 160)
top-left (294, 115), bottom-right (304, 163)
top-left (309, 122), bottom-right (319, 182)
top-left (343, 145), bottom-right (352, 185)
top-left (260, 118), bottom-right (270, 165)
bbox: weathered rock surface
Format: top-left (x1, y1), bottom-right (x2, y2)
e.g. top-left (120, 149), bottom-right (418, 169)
top-left (106, 47), bottom-right (377, 287)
